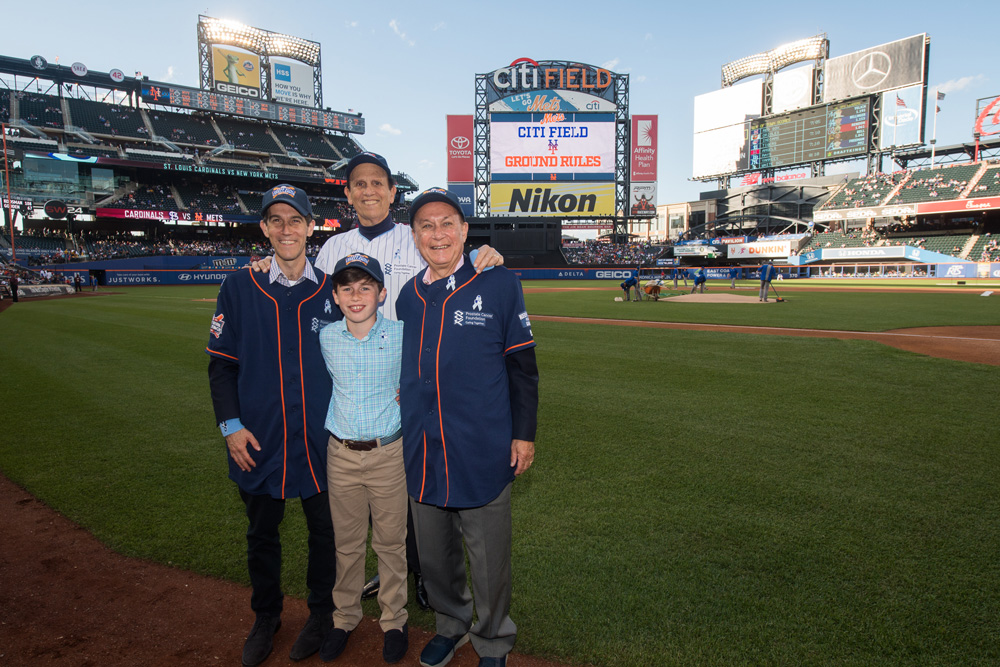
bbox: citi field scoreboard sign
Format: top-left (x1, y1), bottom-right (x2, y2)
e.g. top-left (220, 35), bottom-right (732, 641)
top-left (490, 182), bottom-right (615, 217)
top-left (212, 46), bottom-right (261, 98)
top-left (489, 112), bottom-right (615, 181)
top-left (486, 58), bottom-right (617, 112)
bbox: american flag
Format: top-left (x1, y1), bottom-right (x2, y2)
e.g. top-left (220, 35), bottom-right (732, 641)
top-left (895, 95), bottom-right (906, 108)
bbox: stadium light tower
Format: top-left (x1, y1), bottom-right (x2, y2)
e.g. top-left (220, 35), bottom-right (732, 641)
top-left (721, 35), bottom-right (828, 87)
top-left (1, 123), bottom-right (15, 261)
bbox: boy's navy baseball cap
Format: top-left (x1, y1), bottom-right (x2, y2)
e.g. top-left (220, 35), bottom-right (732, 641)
top-left (332, 252), bottom-right (385, 285)
top-left (261, 184), bottom-right (313, 218)
top-left (346, 152), bottom-right (394, 186)
top-left (408, 187), bottom-right (466, 225)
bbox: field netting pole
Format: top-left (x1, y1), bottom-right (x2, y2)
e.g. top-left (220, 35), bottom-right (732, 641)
top-left (2, 123), bottom-right (14, 262)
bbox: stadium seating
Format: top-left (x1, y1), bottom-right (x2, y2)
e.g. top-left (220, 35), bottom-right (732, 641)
top-left (967, 164), bottom-right (1000, 198)
top-left (109, 184), bottom-right (179, 211)
top-left (886, 164), bottom-right (981, 204)
top-left (147, 111), bottom-right (222, 146)
top-left (0, 91), bottom-right (10, 124)
top-left (798, 231), bottom-right (879, 253)
top-left (65, 98), bottom-right (150, 138)
top-left (326, 133), bottom-right (361, 159)
top-left (65, 144), bottom-right (121, 159)
top-left (16, 93), bottom-right (64, 129)
top-left (214, 117), bottom-right (282, 153)
top-left (174, 182), bottom-right (243, 213)
top-left (966, 234), bottom-right (1000, 262)
top-left (277, 127), bottom-right (340, 160)
top-left (562, 240), bottom-right (663, 265)
top-left (820, 172), bottom-right (904, 209)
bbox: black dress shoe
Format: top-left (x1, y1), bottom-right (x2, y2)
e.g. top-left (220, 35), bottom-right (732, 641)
top-left (289, 611), bottom-right (332, 661)
top-left (242, 614), bottom-right (281, 667)
top-left (414, 573), bottom-right (430, 611)
top-left (383, 623), bottom-right (409, 663)
top-left (361, 574), bottom-right (380, 600)
top-left (320, 627), bottom-right (352, 662)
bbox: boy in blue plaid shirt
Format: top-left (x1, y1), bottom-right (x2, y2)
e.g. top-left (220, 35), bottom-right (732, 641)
top-left (318, 252), bottom-right (409, 664)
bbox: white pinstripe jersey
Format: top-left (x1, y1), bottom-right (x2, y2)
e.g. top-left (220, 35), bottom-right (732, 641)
top-left (314, 222), bottom-right (426, 321)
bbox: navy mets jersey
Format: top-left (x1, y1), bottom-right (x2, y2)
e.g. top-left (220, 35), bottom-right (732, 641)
top-left (397, 258), bottom-right (536, 509)
top-left (314, 221), bottom-right (424, 322)
top-left (206, 269), bottom-right (340, 499)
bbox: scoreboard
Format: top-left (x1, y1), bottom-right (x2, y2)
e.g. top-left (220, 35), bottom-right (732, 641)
top-left (140, 83), bottom-right (364, 134)
top-left (745, 98), bottom-right (869, 169)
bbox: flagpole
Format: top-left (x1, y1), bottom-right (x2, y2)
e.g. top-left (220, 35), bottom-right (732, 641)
top-left (931, 87), bottom-right (939, 167)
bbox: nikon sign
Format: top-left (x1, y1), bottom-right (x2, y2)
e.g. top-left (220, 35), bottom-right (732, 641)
top-left (490, 182), bottom-right (615, 217)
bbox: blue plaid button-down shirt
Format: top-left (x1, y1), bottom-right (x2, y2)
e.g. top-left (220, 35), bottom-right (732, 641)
top-left (319, 312), bottom-right (403, 441)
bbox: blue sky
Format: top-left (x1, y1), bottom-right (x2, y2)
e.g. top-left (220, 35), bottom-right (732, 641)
top-left (2, 1), bottom-right (993, 205)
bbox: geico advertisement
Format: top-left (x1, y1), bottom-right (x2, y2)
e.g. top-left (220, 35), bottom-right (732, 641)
top-left (490, 183), bottom-right (615, 217)
top-left (212, 46), bottom-right (261, 97)
top-left (490, 112), bottom-right (614, 175)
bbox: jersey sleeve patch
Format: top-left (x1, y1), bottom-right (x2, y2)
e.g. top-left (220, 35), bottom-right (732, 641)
top-left (518, 311), bottom-right (531, 328)
top-left (210, 313), bottom-right (226, 338)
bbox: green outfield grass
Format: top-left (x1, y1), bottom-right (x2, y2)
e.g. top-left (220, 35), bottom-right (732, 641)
top-left (1, 285), bottom-right (999, 666)
top-left (522, 280), bottom-right (1000, 331)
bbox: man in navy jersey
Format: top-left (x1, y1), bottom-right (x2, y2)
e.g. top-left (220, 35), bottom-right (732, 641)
top-left (396, 187), bottom-right (539, 667)
top-left (207, 185), bottom-right (339, 666)
top-left (253, 152), bottom-right (504, 609)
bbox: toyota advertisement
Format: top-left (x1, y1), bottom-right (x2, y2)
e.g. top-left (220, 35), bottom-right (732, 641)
top-left (447, 115), bottom-right (474, 183)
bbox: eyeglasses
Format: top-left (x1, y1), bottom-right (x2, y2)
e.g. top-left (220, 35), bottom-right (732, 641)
top-left (265, 217), bottom-right (309, 231)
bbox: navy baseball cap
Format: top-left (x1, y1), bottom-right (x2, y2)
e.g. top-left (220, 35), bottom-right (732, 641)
top-left (331, 252), bottom-right (385, 285)
top-left (408, 187), bottom-right (466, 225)
top-left (261, 184), bottom-right (313, 218)
top-left (345, 152), bottom-right (394, 186)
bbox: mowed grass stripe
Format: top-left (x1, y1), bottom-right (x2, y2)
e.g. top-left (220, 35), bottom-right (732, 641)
top-left (1, 288), bottom-right (999, 665)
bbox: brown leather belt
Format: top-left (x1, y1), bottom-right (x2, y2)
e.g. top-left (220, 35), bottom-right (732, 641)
top-left (335, 428), bottom-right (402, 452)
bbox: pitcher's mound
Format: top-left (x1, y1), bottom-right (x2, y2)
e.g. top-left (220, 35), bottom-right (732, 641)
top-left (665, 293), bottom-right (771, 304)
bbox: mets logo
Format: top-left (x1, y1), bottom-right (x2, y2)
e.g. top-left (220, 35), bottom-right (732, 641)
top-left (345, 252), bottom-right (371, 266)
top-left (473, 295), bottom-right (483, 311)
top-left (210, 313), bottom-right (225, 338)
top-left (271, 184), bottom-right (297, 198)
top-left (446, 275), bottom-right (456, 291)
top-left (453, 310), bottom-right (464, 326)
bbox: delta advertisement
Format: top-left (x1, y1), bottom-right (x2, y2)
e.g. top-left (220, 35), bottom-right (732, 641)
top-left (270, 60), bottom-right (315, 107)
top-left (631, 115), bottom-right (657, 181)
top-left (490, 182), bottom-right (615, 217)
top-left (211, 46), bottom-right (261, 97)
top-left (489, 112), bottom-right (615, 181)
top-left (447, 115), bottom-right (474, 183)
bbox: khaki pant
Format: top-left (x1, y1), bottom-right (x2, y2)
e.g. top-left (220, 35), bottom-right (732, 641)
top-left (327, 435), bottom-right (408, 632)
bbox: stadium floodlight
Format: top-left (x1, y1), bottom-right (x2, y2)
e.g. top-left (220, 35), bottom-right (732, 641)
top-left (198, 15), bottom-right (321, 65)
top-left (722, 35), bottom-right (828, 86)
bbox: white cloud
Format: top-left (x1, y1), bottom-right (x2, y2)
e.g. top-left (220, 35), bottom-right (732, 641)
top-left (161, 65), bottom-right (176, 83)
top-left (634, 75), bottom-right (647, 83)
top-left (389, 19), bottom-right (415, 47)
top-left (432, 22), bottom-right (446, 31)
top-left (418, 159), bottom-right (434, 169)
top-left (935, 75), bottom-right (985, 95)
top-left (601, 58), bottom-right (620, 70)
top-left (345, 20), bottom-right (358, 28)
top-left (380, 123), bottom-right (402, 136)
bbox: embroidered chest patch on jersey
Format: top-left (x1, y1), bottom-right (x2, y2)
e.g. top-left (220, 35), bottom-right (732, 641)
top-left (210, 313), bottom-right (225, 338)
top-left (452, 295), bottom-right (494, 327)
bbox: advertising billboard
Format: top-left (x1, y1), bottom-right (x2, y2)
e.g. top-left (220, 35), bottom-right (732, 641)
top-left (211, 46), bottom-right (261, 98)
top-left (693, 79), bottom-right (763, 133)
top-left (446, 183), bottom-right (476, 218)
top-left (823, 34), bottom-right (927, 103)
top-left (489, 112), bottom-right (615, 181)
top-left (447, 115), bottom-right (474, 183)
top-left (270, 60), bottom-right (314, 107)
top-left (727, 241), bottom-right (792, 259)
top-left (692, 124), bottom-right (746, 179)
top-left (490, 182), bottom-right (615, 217)
top-left (629, 183), bottom-right (656, 218)
top-left (631, 115), bottom-right (657, 181)
top-left (771, 64), bottom-right (814, 114)
top-left (485, 58), bottom-right (616, 107)
top-left (879, 84), bottom-right (924, 150)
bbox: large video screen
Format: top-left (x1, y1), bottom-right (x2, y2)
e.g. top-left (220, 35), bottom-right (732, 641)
top-left (823, 34), bottom-right (927, 103)
top-left (692, 124), bottom-right (747, 179)
top-left (490, 112), bottom-right (615, 181)
top-left (744, 98), bottom-right (870, 170)
top-left (693, 79), bottom-right (763, 133)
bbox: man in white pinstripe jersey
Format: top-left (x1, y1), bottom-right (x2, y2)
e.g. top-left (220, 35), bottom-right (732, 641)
top-left (252, 151), bottom-right (503, 611)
